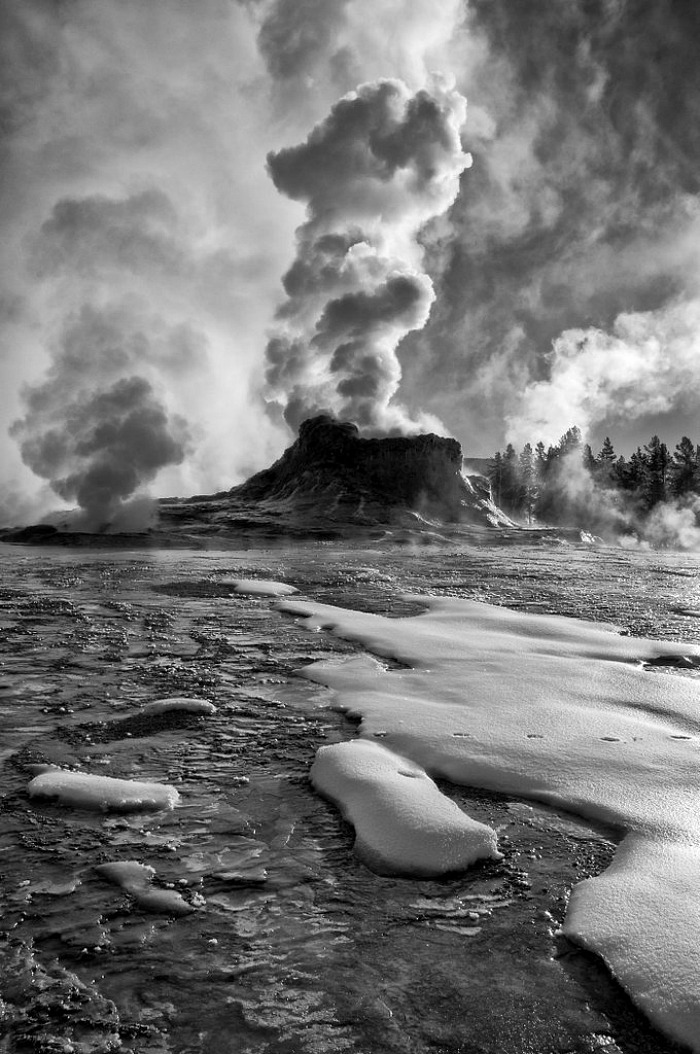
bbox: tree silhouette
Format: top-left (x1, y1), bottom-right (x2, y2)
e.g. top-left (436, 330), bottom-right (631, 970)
top-left (487, 427), bottom-right (700, 531)
top-left (669, 437), bottom-right (700, 498)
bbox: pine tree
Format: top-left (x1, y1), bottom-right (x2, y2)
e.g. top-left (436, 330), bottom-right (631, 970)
top-left (643, 435), bottom-right (669, 508)
top-left (611, 454), bottom-right (627, 489)
top-left (596, 436), bottom-right (617, 487)
top-left (535, 441), bottom-right (547, 476)
top-left (488, 451), bottom-right (503, 507)
top-left (582, 444), bottom-right (596, 472)
top-left (598, 437), bottom-right (616, 465)
top-left (501, 444), bottom-right (521, 512)
top-left (490, 426), bottom-right (700, 529)
top-left (518, 443), bottom-right (538, 524)
top-left (624, 448), bottom-right (649, 491)
top-left (558, 426), bottom-right (582, 457)
top-left (669, 437), bottom-right (699, 497)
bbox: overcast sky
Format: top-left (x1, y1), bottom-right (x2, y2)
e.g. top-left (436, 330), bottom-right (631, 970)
top-left (2, 0), bottom-right (699, 519)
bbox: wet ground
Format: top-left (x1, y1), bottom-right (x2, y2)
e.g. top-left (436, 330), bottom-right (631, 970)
top-left (1, 538), bottom-right (699, 1053)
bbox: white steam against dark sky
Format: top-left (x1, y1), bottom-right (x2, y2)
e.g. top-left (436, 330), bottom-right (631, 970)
top-left (1, 0), bottom-right (699, 521)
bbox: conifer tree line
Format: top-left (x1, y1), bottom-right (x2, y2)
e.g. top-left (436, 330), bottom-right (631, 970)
top-left (488, 428), bottom-right (700, 526)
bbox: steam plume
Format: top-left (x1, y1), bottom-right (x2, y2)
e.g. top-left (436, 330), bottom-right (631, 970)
top-left (11, 302), bottom-right (190, 527)
top-left (12, 189), bottom-right (196, 526)
top-left (506, 298), bottom-right (700, 447)
top-left (388, 1), bottom-right (700, 454)
top-left (264, 77), bottom-right (470, 433)
top-left (0, 1), bottom-right (301, 525)
top-left (13, 376), bottom-right (187, 527)
top-left (8, 0), bottom-right (696, 507)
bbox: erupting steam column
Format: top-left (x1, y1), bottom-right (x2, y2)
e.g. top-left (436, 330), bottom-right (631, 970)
top-left (264, 76), bottom-right (471, 437)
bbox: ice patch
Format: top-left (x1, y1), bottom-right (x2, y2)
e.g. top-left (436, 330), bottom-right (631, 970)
top-left (227, 579), bottom-right (298, 596)
top-left (311, 740), bottom-right (500, 876)
top-left (95, 860), bottom-right (195, 915)
top-left (278, 594), bottom-right (700, 1050)
top-left (28, 770), bottom-right (180, 812)
top-left (139, 697), bottom-right (217, 716)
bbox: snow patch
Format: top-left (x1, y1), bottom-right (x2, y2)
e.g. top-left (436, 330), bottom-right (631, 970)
top-left (28, 770), bottom-right (180, 812)
top-left (139, 697), bottom-right (217, 716)
top-left (278, 594), bottom-right (700, 1050)
top-left (564, 834), bottom-right (700, 1052)
top-left (311, 740), bottom-right (500, 876)
top-left (227, 578), bottom-right (298, 596)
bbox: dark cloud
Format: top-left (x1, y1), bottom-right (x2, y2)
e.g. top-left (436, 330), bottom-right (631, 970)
top-left (258, 0), bottom-right (349, 81)
top-left (0, 291), bottom-right (26, 325)
top-left (30, 189), bottom-right (184, 279)
top-left (0, 1), bottom-right (62, 140)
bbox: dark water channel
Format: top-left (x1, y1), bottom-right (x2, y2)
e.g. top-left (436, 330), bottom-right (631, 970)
top-left (1, 538), bottom-right (699, 1054)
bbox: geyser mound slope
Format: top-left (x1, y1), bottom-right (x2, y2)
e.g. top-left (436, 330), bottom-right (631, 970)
top-left (1, 415), bottom-right (513, 543)
top-left (161, 414), bottom-right (513, 539)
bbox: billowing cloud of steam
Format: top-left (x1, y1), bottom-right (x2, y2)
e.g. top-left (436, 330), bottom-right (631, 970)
top-left (642, 497), bottom-right (700, 552)
top-left (0, 1), bottom-right (305, 526)
top-left (382, 1), bottom-right (700, 455)
top-left (549, 448), bottom-right (700, 553)
top-left (257, 0), bottom-right (467, 100)
top-left (0, 0), bottom-right (472, 525)
top-left (11, 188), bottom-right (198, 526)
top-left (505, 298), bottom-right (700, 447)
top-left (13, 376), bottom-right (186, 526)
top-left (264, 77), bottom-right (471, 434)
top-left (247, 0), bottom-right (700, 458)
top-left (9, 0), bottom-right (699, 520)
top-left (29, 189), bottom-right (185, 282)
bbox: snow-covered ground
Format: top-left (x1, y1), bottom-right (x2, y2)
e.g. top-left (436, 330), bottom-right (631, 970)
top-left (226, 578), bottom-right (298, 596)
top-left (28, 769), bottom-right (180, 812)
top-left (311, 739), bottom-right (500, 875)
top-left (280, 593), bottom-right (700, 1051)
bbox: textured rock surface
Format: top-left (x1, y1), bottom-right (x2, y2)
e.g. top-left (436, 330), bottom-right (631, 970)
top-left (1, 415), bottom-right (514, 544)
top-left (226, 415), bottom-right (515, 532)
top-left (232, 415), bottom-right (497, 524)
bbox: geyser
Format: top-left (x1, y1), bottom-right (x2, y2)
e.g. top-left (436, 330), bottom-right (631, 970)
top-left (216, 413), bottom-right (511, 531)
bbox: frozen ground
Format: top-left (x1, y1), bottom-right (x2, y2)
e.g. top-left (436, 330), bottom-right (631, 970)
top-left (1, 538), bottom-right (700, 1053)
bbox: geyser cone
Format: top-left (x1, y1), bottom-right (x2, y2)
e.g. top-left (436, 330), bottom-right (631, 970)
top-left (227, 414), bottom-right (512, 528)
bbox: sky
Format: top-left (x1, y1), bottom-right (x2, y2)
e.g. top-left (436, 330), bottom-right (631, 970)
top-left (2, 0), bottom-right (700, 522)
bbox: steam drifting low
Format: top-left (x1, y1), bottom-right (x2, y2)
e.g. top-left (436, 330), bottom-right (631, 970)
top-left (11, 295), bottom-right (190, 529)
top-left (264, 77), bottom-right (471, 435)
top-left (12, 374), bottom-right (188, 528)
